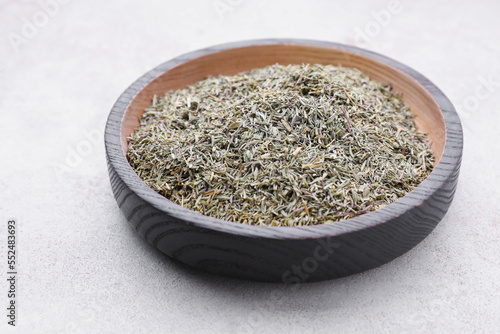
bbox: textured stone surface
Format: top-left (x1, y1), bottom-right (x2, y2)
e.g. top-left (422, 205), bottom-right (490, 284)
top-left (0, 0), bottom-right (499, 333)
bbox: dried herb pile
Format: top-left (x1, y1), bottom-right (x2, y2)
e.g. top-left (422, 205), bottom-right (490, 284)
top-left (127, 64), bottom-right (434, 226)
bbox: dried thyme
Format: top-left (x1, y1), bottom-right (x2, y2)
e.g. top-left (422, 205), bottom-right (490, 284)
top-left (127, 64), bottom-right (434, 227)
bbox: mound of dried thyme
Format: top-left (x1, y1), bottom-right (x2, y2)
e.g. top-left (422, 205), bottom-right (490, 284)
top-left (127, 64), bottom-right (434, 227)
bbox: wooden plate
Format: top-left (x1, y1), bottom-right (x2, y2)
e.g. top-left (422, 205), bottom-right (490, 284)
top-left (105, 39), bottom-right (463, 282)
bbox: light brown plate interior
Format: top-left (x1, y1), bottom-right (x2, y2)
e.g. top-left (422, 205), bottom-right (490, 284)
top-left (121, 44), bottom-right (445, 162)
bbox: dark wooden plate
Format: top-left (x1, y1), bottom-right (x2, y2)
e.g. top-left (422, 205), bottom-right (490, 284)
top-left (105, 39), bottom-right (463, 282)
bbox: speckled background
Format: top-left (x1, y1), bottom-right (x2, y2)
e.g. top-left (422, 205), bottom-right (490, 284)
top-left (1, 0), bottom-right (499, 333)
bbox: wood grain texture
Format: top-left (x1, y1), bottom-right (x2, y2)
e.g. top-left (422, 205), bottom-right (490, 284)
top-left (105, 39), bottom-right (463, 282)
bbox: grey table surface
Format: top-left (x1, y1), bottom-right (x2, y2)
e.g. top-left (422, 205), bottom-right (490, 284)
top-left (1, 0), bottom-right (499, 333)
